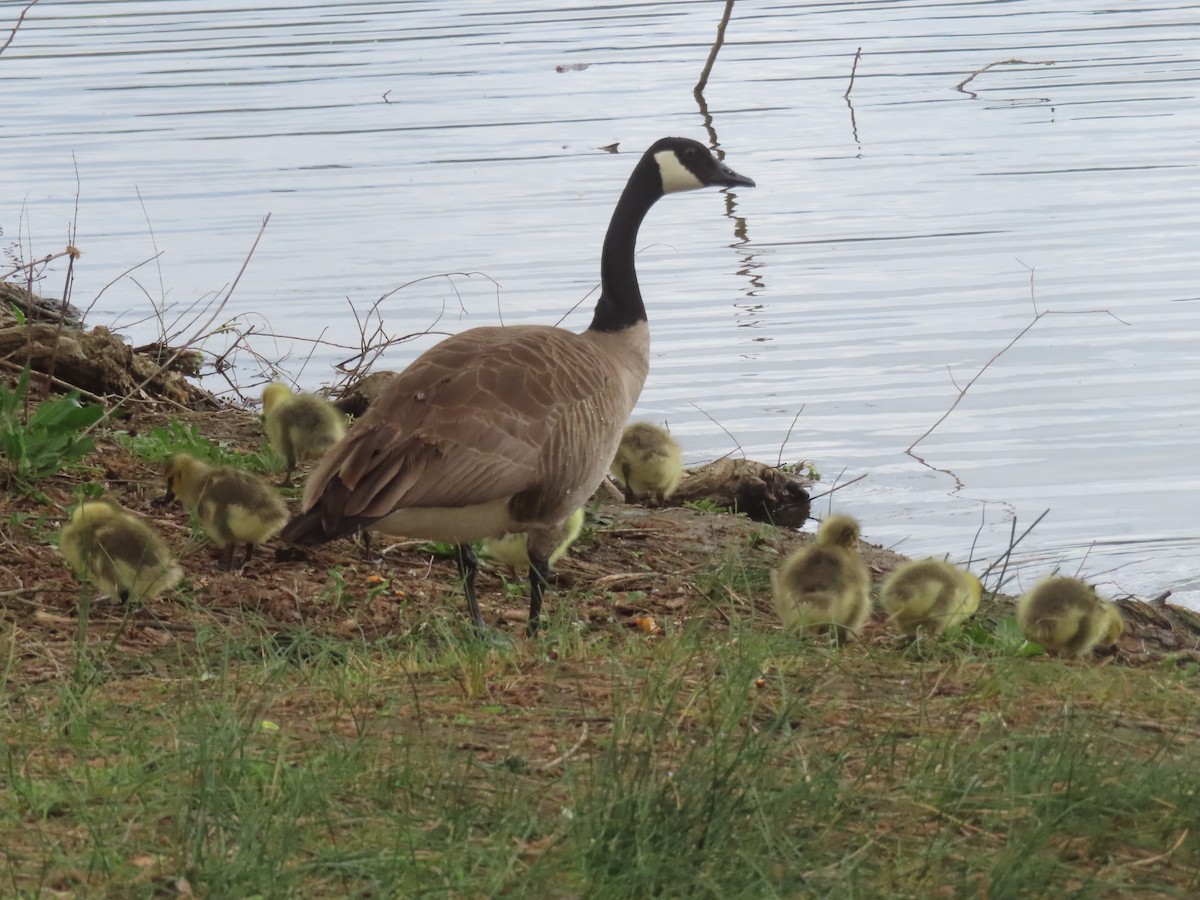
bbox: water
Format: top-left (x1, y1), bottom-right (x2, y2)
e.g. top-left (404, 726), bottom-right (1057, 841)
top-left (3, 0), bottom-right (1198, 606)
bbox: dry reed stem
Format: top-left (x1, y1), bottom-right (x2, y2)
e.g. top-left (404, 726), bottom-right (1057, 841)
top-left (694, 0), bottom-right (735, 97)
top-left (0, 0), bottom-right (38, 58)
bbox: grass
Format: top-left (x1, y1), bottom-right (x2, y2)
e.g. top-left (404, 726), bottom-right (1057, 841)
top-left (114, 420), bottom-right (279, 476)
top-left (3, 404), bottom-right (1199, 896)
top-left (4, 572), bottom-right (1200, 899)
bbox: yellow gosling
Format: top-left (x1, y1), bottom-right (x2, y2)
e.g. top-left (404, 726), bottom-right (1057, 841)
top-left (610, 422), bottom-right (683, 505)
top-left (163, 453), bottom-right (289, 570)
top-left (1016, 575), bottom-right (1124, 657)
top-left (262, 383), bottom-right (347, 485)
top-left (59, 501), bottom-right (182, 603)
top-left (481, 507), bottom-right (586, 574)
top-left (880, 559), bottom-right (982, 637)
top-left (771, 514), bottom-right (870, 643)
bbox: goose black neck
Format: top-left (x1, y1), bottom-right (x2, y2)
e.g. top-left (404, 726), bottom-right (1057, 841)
top-left (588, 159), bottom-right (662, 333)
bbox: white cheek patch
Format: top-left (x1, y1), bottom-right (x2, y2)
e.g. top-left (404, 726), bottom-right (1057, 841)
top-left (654, 149), bottom-right (705, 193)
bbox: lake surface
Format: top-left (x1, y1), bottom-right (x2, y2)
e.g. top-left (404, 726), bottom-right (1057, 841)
top-left (3, 0), bottom-right (1198, 606)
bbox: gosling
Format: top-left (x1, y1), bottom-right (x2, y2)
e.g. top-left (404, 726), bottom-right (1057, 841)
top-left (59, 501), bottom-right (182, 603)
top-left (163, 453), bottom-right (289, 570)
top-left (771, 514), bottom-right (871, 643)
top-left (880, 559), bottom-right (982, 637)
top-left (481, 507), bottom-right (586, 574)
top-left (261, 383), bottom-right (347, 485)
top-left (1016, 575), bottom-right (1124, 657)
top-left (610, 422), bottom-right (683, 505)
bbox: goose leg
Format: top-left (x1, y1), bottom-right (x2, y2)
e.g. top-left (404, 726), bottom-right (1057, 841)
top-left (526, 553), bottom-right (551, 637)
top-left (454, 543), bottom-right (486, 630)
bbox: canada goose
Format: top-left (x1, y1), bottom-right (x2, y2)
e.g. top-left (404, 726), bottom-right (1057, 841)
top-left (610, 421), bottom-right (683, 505)
top-left (280, 138), bottom-right (752, 635)
top-left (163, 453), bottom-right (290, 570)
top-left (771, 514), bottom-right (871, 643)
top-left (481, 507), bottom-right (586, 574)
top-left (1016, 575), bottom-right (1124, 657)
top-left (59, 501), bottom-right (182, 603)
top-left (261, 383), bottom-right (347, 485)
top-left (879, 558), bottom-right (982, 637)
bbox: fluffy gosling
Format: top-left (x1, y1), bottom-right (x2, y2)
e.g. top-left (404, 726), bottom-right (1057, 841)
top-left (481, 507), bottom-right (586, 574)
top-left (59, 501), bottom-right (182, 603)
top-left (163, 453), bottom-right (289, 570)
top-left (1016, 575), bottom-right (1124, 657)
top-left (610, 422), bottom-right (683, 505)
top-left (771, 514), bottom-right (871, 643)
top-left (880, 559), bottom-right (982, 637)
top-left (262, 383), bottom-right (347, 485)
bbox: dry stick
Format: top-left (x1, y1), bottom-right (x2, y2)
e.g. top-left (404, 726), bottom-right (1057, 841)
top-left (134, 186), bottom-right (170, 341)
top-left (775, 405), bottom-right (805, 468)
top-left (0, 248), bottom-right (79, 282)
top-left (44, 158), bottom-right (83, 391)
top-left (82, 213), bottom-right (272, 435)
top-left (955, 58), bottom-right (1055, 99)
top-left (979, 508), bottom-right (1050, 590)
top-left (843, 46), bottom-right (863, 99)
top-left (694, 0), bottom-right (735, 96)
top-left (688, 401), bottom-right (744, 460)
top-left (807, 472), bottom-right (867, 503)
top-left (908, 277), bottom-right (1130, 454)
top-left (0, 0), bottom-right (38, 57)
top-left (0, 357), bottom-right (104, 404)
top-left (85, 253), bottom-right (163, 319)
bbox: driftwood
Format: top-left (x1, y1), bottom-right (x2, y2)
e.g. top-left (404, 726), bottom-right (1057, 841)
top-left (1113, 596), bottom-right (1200, 658)
top-left (0, 280), bottom-right (84, 326)
top-left (670, 458), bottom-right (812, 527)
top-left (0, 322), bottom-right (211, 407)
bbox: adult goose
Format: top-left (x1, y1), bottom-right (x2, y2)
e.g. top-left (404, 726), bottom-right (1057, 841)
top-left (281, 137), bottom-right (754, 634)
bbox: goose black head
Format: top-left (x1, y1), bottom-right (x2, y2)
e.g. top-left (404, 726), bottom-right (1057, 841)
top-left (647, 137), bottom-right (756, 194)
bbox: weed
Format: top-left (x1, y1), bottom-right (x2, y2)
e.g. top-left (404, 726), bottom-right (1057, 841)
top-left (0, 366), bottom-right (104, 490)
top-left (115, 420), bottom-right (276, 473)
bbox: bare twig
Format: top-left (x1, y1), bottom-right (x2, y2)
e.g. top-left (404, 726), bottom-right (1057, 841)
top-left (0, 355), bottom-right (103, 404)
top-left (0, 248), bottom-right (78, 282)
top-left (843, 46), bottom-right (863, 99)
top-left (83, 213), bottom-right (273, 432)
top-left (979, 508), bottom-right (1050, 587)
top-left (694, 0), bottom-right (735, 97)
top-left (688, 402), bottom-right (744, 459)
top-left (955, 58), bottom-right (1056, 99)
top-left (907, 264), bottom-right (1130, 454)
top-left (776, 406), bottom-right (805, 468)
top-left (0, 0), bottom-right (38, 58)
top-left (44, 157), bottom-right (82, 390)
top-left (534, 722), bottom-right (589, 772)
top-left (807, 472), bottom-right (866, 503)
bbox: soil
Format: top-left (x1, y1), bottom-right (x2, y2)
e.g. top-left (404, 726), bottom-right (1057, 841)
top-left (4, 324), bottom-right (1200, 689)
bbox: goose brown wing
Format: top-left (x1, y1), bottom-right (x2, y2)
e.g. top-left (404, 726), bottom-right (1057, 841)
top-left (298, 325), bottom-right (614, 533)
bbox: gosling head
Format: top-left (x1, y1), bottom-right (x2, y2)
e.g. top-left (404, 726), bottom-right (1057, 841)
top-left (815, 514), bottom-right (861, 550)
top-left (162, 453), bottom-right (207, 504)
top-left (261, 383), bottom-right (294, 417)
